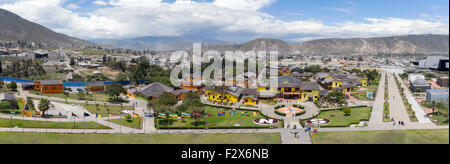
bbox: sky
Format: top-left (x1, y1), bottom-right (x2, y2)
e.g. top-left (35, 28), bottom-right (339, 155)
top-left (0, 0), bottom-right (448, 43)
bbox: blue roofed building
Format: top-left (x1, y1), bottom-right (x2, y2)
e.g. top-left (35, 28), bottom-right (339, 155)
top-left (426, 89), bottom-right (449, 105)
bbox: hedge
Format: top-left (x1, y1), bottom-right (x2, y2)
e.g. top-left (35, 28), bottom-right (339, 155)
top-left (293, 104), bottom-right (305, 109)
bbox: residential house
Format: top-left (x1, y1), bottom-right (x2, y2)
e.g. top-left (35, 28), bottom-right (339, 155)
top-left (257, 76), bottom-right (320, 102)
top-left (34, 80), bottom-right (64, 94)
top-left (242, 88), bottom-right (258, 105)
top-left (0, 93), bottom-right (17, 109)
top-left (205, 86), bottom-right (244, 104)
top-left (137, 82), bottom-right (174, 101)
top-left (86, 82), bottom-right (105, 92)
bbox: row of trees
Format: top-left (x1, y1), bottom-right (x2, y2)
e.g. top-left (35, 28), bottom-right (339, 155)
top-left (0, 59), bottom-right (46, 79)
top-left (148, 92), bottom-right (204, 116)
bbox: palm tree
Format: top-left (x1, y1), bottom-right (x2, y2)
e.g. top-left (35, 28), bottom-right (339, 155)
top-left (38, 98), bottom-right (50, 118)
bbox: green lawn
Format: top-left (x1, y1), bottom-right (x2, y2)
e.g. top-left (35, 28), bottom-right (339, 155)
top-left (156, 106), bottom-right (283, 129)
top-left (311, 130), bottom-right (449, 144)
top-left (108, 118), bottom-right (142, 129)
top-left (63, 102), bottom-right (134, 116)
top-left (30, 91), bottom-right (111, 102)
top-left (352, 91), bottom-right (375, 101)
top-left (261, 99), bottom-right (277, 105)
top-left (303, 107), bottom-right (372, 127)
top-left (239, 104), bottom-right (259, 109)
top-left (0, 132), bottom-right (281, 144)
top-left (0, 118), bottom-right (111, 129)
top-left (365, 82), bottom-right (379, 90)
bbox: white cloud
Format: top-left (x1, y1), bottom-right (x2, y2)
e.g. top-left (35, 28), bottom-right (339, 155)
top-left (0, 0), bottom-right (448, 42)
top-left (92, 1), bottom-right (108, 6)
top-left (213, 0), bottom-right (276, 11)
top-left (284, 12), bottom-right (305, 16)
top-left (66, 3), bottom-right (81, 10)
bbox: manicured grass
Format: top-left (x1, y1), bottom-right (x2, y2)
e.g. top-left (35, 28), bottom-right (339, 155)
top-left (108, 118), bottom-right (142, 129)
top-left (0, 132), bottom-right (281, 144)
top-left (352, 91), bottom-right (375, 101)
top-left (63, 102), bottom-right (134, 116)
top-left (30, 91), bottom-right (110, 102)
top-left (365, 82), bottom-right (379, 90)
top-left (261, 99), bottom-right (277, 105)
top-left (304, 107), bottom-right (372, 127)
top-left (311, 130), bottom-right (449, 144)
top-left (239, 104), bottom-right (259, 109)
top-left (0, 118), bottom-right (111, 129)
top-left (156, 106), bottom-right (283, 129)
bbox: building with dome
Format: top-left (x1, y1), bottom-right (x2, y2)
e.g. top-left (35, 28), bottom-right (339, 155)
top-left (410, 78), bottom-right (431, 92)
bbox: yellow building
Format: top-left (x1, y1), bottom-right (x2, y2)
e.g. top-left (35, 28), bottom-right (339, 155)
top-left (205, 86), bottom-right (243, 104)
top-left (242, 88), bottom-right (259, 105)
top-left (257, 76), bottom-right (320, 102)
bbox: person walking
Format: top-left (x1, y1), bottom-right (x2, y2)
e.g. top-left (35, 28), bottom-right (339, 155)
top-left (312, 128), bottom-right (318, 134)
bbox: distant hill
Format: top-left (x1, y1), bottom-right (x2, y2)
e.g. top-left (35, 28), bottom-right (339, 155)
top-left (237, 38), bottom-right (293, 55)
top-left (201, 35), bottom-right (449, 55)
top-left (293, 34), bottom-right (449, 55)
top-left (99, 36), bottom-right (232, 51)
top-left (0, 8), bottom-right (93, 48)
top-left (110, 35), bottom-right (448, 56)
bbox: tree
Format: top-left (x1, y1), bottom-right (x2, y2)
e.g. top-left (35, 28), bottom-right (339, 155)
top-left (69, 58), bottom-right (75, 66)
top-left (64, 91), bottom-right (69, 102)
top-left (0, 59), bottom-right (3, 74)
top-left (105, 83), bottom-right (126, 101)
top-left (115, 73), bottom-right (128, 82)
top-left (415, 88), bottom-right (422, 93)
top-left (0, 79), bottom-right (4, 88)
top-left (158, 93), bottom-right (178, 107)
top-left (6, 82), bottom-right (17, 91)
top-left (183, 92), bottom-right (202, 107)
top-left (38, 98), bottom-right (50, 117)
top-left (26, 97), bottom-right (35, 110)
top-left (343, 107), bottom-right (352, 116)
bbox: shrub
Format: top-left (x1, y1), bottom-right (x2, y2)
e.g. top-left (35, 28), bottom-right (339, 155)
top-left (343, 107), bottom-right (352, 116)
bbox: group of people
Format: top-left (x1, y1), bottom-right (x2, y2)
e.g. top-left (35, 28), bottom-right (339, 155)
top-left (391, 118), bottom-right (406, 126)
top-left (304, 125), bottom-right (318, 134)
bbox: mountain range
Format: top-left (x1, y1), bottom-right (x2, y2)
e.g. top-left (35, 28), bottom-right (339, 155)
top-left (0, 8), bottom-right (92, 48)
top-left (1, 8), bottom-right (448, 55)
top-left (104, 34), bottom-right (449, 55)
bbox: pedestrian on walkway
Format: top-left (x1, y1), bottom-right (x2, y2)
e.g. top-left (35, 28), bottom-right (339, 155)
top-left (312, 128), bottom-right (318, 134)
top-left (393, 121), bottom-right (396, 126)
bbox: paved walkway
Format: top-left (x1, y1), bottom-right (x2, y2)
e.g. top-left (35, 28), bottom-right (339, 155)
top-left (394, 74), bottom-right (432, 123)
top-left (387, 73), bottom-right (411, 124)
top-left (368, 72), bottom-right (386, 127)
